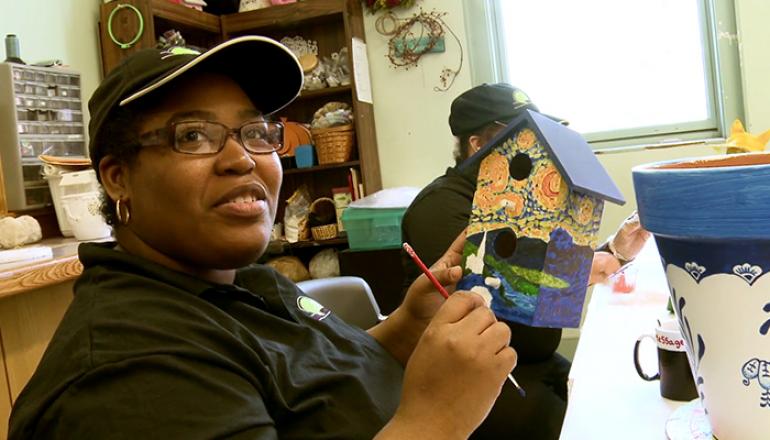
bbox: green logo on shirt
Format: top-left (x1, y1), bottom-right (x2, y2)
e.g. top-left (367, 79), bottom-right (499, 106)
top-left (296, 296), bottom-right (331, 321)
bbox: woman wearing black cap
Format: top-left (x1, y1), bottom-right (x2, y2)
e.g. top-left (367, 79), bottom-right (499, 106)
top-left (8, 37), bottom-right (516, 439)
top-left (401, 83), bottom-right (650, 439)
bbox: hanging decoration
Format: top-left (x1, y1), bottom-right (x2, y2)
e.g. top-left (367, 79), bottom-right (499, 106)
top-left (374, 9), bottom-right (463, 92)
top-left (363, 0), bottom-right (418, 14)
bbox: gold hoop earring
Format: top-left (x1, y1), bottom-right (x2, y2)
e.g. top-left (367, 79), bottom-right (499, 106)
top-left (115, 199), bottom-right (131, 225)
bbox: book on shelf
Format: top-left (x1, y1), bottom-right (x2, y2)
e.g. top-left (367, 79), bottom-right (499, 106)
top-left (349, 167), bottom-right (361, 200)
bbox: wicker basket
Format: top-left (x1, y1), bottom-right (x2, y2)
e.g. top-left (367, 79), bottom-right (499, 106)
top-left (308, 197), bottom-right (338, 241)
top-left (311, 223), bottom-right (338, 241)
top-left (312, 124), bottom-right (355, 164)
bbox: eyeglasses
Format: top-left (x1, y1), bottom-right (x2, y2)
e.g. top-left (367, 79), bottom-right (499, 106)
top-left (138, 120), bottom-right (284, 155)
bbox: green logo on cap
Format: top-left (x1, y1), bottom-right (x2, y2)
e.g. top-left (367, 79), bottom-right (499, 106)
top-left (160, 46), bottom-right (201, 59)
top-left (513, 90), bottom-right (531, 106)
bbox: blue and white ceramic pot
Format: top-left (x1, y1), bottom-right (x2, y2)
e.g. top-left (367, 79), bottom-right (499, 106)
top-left (634, 153), bottom-right (770, 440)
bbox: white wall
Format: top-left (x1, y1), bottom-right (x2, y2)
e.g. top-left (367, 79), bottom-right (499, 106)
top-left (1, 0), bottom-right (102, 126)
top-left (735, 0), bottom-right (770, 133)
top-left (363, 0), bottom-right (472, 189)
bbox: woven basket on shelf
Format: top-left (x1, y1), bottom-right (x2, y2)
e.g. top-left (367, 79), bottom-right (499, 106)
top-left (311, 223), bottom-right (338, 241)
top-left (311, 124), bottom-right (355, 164)
top-left (308, 197), bottom-right (338, 241)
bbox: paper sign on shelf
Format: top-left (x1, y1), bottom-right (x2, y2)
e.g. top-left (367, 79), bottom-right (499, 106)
top-left (351, 37), bottom-right (373, 104)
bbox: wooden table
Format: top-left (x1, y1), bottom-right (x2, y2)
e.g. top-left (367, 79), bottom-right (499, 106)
top-left (560, 242), bottom-right (691, 439)
top-left (0, 238), bottom-right (83, 439)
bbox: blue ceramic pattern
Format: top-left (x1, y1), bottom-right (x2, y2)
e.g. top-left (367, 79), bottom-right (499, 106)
top-left (670, 287), bottom-right (708, 405)
top-left (655, 237), bottom-right (770, 286)
top-left (656, 235), bottom-right (770, 409)
top-left (633, 158), bottom-right (770, 239)
top-left (741, 358), bottom-right (770, 408)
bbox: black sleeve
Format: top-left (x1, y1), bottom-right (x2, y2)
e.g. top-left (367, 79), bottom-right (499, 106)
top-left (33, 355), bottom-right (278, 440)
top-left (401, 187), bottom-right (471, 291)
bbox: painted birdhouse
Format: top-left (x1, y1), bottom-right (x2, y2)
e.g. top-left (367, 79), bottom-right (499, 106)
top-left (457, 110), bottom-right (625, 328)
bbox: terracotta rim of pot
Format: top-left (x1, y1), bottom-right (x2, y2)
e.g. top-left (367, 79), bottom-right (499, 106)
top-left (639, 152), bottom-right (770, 171)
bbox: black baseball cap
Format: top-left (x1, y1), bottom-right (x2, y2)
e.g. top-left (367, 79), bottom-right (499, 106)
top-left (87, 35), bottom-right (303, 167)
top-left (448, 83), bottom-right (567, 136)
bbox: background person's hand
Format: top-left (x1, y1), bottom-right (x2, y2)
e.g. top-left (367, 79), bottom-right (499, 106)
top-left (589, 251), bottom-right (622, 285)
top-left (610, 211), bottom-right (651, 262)
top-left (391, 292), bottom-right (517, 439)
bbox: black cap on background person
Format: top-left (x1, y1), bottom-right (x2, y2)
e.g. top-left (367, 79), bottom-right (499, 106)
top-left (448, 83), bottom-right (567, 136)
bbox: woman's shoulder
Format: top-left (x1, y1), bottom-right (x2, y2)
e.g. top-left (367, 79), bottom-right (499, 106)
top-left (235, 264), bottom-right (301, 298)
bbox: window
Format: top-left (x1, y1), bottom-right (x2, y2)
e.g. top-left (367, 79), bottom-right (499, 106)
top-left (463, 0), bottom-right (743, 147)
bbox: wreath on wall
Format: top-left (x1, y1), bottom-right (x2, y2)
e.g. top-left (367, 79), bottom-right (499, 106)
top-left (374, 9), bottom-right (463, 91)
top-left (364, 0), bottom-right (418, 13)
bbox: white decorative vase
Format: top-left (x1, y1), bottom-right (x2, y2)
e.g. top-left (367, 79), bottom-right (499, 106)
top-left (634, 153), bottom-right (770, 440)
top-left (61, 192), bottom-right (111, 241)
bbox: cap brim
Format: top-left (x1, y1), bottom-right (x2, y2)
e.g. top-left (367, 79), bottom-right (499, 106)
top-left (119, 35), bottom-right (304, 115)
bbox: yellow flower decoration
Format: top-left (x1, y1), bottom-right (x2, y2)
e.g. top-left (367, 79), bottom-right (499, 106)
top-left (516, 128), bottom-right (537, 150)
top-left (532, 162), bottom-right (567, 210)
top-left (478, 152), bottom-right (510, 193)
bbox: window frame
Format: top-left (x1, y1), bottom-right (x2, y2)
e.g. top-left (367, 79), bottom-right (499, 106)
top-left (462, 0), bottom-right (744, 149)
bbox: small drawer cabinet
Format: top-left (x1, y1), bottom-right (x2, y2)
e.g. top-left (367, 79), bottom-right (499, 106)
top-left (0, 63), bottom-right (88, 211)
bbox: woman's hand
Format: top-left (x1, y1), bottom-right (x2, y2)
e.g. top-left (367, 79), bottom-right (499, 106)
top-left (376, 292), bottom-right (517, 439)
top-left (368, 230), bottom-right (466, 365)
top-left (401, 230), bottom-right (466, 323)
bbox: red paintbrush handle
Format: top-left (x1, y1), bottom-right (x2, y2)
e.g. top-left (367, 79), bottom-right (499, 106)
top-left (403, 242), bottom-right (450, 299)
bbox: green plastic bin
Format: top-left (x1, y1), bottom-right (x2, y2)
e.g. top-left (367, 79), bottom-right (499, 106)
top-left (341, 207), bottom-right (407, 250)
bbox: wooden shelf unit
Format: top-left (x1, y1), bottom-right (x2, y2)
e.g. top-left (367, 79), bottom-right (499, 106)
top-left (98, 0), bottom-right (222, 76)
top-left (151, 0), bottom-right (221, 32)
top-left (98, 0), bottom-right (381, 247)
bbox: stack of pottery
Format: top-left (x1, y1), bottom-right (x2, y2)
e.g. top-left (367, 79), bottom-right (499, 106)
top-left (633, 152), bottom-right (770, 440)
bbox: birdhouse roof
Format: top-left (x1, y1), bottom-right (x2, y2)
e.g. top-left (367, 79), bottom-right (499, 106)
top-left (460, 109), bottom-right (626, 205)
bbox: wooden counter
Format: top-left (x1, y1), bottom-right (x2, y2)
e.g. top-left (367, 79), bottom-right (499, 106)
top-left (0, 238), bottom-right (83, 439)
top-left (0, 238), bottom-right (83, 299)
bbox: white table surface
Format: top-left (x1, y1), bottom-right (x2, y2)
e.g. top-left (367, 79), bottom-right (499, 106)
top-left (559, 242), bottom-right (692, 440)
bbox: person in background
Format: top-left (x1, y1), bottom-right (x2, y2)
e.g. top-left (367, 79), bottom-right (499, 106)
top-left (8, 38), bottom-right (518, 439)
top-left (401, 83), bottom-right (650, 439)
